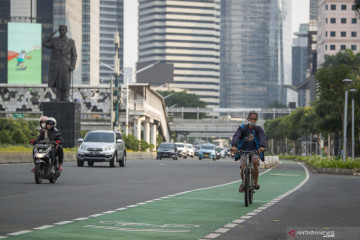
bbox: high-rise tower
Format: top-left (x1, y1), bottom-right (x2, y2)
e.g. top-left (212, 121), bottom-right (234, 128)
top-left (138, 0), bottom-right (221, 108)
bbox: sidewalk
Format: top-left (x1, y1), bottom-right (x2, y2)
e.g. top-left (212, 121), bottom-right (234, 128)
top-left (0, 152), bottom-right (156, 164)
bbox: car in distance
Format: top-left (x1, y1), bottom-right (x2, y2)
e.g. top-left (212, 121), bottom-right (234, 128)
top-left (77, 130), bottom-right (126, 167)
top-left (194, 145), bottom-right (201, 156)
top-left (156, 142), bottom-right (178, 160)
top-left (198, 143), bottom-right (216, 160)
top-left (175, 142), bottom-right (188, 158)
top-left (186, 144), bottom-right (195, 158)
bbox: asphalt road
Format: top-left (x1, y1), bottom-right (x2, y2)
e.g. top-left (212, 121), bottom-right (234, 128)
top-left (0, 158), bottom-right (242, 236)
top-left (1, 159), bottom-right (359, 240)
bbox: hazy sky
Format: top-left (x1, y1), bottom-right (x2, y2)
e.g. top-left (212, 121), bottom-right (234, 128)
top-left (124, 0), bottom-right (310, 69)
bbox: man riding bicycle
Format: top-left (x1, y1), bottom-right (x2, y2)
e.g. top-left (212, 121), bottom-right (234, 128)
top-left (231, 110), bottom-right (266, 192)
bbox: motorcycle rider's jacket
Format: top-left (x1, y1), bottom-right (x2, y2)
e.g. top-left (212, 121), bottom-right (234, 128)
top-left (34, 127), bottom-right (63, 145)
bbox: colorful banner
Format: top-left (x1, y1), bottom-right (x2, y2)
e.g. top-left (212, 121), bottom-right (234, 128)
top-left (7, 22), bottom-right (42, 84)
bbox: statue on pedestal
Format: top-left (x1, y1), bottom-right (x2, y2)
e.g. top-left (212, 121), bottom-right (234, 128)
top-left (43, 25), bottom-right (77, 102)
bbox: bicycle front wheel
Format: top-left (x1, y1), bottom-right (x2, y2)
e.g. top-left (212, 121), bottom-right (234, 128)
top-left (244, 166), bottom-right (250, 207)
top-left (249, 170), bottom-right (254, 204)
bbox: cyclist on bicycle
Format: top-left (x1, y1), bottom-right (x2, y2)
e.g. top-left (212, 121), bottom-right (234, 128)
top-left (231, 110), bottom-right (266, 192)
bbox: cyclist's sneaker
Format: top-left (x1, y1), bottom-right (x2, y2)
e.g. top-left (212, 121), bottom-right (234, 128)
top-left (50, 167), bottom-right (55, 174)
top-left (254, 184), bottom-right (260, 190)
top-left (239, 184), bottom-right (244, 192)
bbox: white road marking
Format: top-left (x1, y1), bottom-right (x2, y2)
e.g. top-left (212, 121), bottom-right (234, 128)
top-left (215, 228), bottom-right (229, 233)
top-left (102, 210), bottom-right (117, 214)
top-left (89, 214), bottom-right (105, 218)
top-left (73, 217), bottom-right (89, 221)
top-left (54, 221), bottom-right (74, 225)
top-left (33, 225), bottom-right (54, 230)
top-left (204, 233), bottom-right (221, 238)
top-left (270, 173), bottom-right (300, 177)
top-left (224, 223), bottom-right (237, 228)
top-left (7, 230), bottom-right (32, 236)
top-left (0, 236), bottom-right (8, 239)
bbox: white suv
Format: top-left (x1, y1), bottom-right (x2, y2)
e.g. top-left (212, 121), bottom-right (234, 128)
top-left (77, 130), bottom-right (126, 167)
top-left (175, 142), bottom-right (188, 158)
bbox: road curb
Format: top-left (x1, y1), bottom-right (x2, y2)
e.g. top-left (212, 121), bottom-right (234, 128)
top-left (0, 152), bottom-right (156, 164)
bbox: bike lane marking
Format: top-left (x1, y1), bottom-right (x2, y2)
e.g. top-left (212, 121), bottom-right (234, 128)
top-left (4, 160), bottom-right (308, 240)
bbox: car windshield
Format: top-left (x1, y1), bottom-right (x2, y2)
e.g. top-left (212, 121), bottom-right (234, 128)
top-left (84, 132), bottom-right (114, 143)
top-left (176, 144), bottom-right (184, 147)
top-left (159, 143), bottom-right (174, 148)
top-left (186, 145), bottom-right (193, 149)
top-left (194, 145), bottom-right (200, 149)
top-left (201, 145), bottom-right (215, 150)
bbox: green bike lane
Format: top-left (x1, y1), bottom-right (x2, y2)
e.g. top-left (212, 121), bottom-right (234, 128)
top-left (6, 160), bottom-right (307, 240)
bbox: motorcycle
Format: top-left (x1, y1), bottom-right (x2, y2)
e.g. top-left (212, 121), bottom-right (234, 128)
top-left (31, 140), bottom-right (61, 184)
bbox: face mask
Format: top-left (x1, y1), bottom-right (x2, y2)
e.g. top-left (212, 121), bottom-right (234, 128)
top-left (248, 121), bottom-right (256, 126)
top-left (41, 123), bottom-right (46, 128)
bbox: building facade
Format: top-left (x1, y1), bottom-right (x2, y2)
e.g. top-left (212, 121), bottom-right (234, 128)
top-left (138, 0), bottom-right (221, 108)
top-left (220, 0), bottom-right (292, 109)
top-left (293, 24), bottom-right (309, 107)
top-left (99, 0), bottom-right (124, 84)
top-left (317, 0), bottom-right (360, 66)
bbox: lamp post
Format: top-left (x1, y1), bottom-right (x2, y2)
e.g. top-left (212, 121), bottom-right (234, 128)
top-left (349, 89), bottom-right (357, 160)
top-left (342, 79), bottom-right (352, 162)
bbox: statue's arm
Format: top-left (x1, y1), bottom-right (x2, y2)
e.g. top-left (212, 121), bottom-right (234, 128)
top-left (69, 40), bottom-right (77, 71)
top-left (42, 29), bottom-right (58, 48)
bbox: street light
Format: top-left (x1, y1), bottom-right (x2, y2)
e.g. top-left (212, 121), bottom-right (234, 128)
top-left (125, 61), bottom-right (161, 136)
top-left (342, 79), bottom-right (352, 162)
top-left (349, 88), bottom-right (357, 160)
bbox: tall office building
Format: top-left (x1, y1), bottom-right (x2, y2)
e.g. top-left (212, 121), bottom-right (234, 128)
top-left (0, 0), bottom-right (53, 84)
top-left (308, 0), bottom-right (319, 73)
top-left (138, 0), bottom-right (221, 108)
top-left (82, 0), bottom-right (100, 85)
top-left (99, 0), bottom-right (124, 84)
top-left (317, 0), bottom-right (360, 66)
top-left (293, 24), bottom-right (309, 107)
top-left (220, 0), bottom-right (292, 109)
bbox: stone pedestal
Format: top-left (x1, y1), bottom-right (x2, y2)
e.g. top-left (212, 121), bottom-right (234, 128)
top-left (42, 102), bottom-right (81, 148)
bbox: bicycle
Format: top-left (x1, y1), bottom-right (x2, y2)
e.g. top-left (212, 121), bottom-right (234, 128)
top-left (236, 150), bottom-right (262, 207)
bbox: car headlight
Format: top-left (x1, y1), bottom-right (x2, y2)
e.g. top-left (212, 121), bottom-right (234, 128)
top-left (80, 144), bottom-right (87, 150)
top-left (104, 145), bottom-right (114, 151)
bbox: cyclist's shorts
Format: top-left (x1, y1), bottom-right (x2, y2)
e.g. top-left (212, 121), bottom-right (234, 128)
top-left (239, 154), bottom-right (260, 166)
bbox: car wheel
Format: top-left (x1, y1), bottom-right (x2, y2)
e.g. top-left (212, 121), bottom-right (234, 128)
top-left (173, 156), bottom-right (177, 160)
top-left (119, 153), bottom-right (126, 167)
top-left (88, 161), bottom-right (94, 167)
top-left (110, 153), bottom-right (117, 168)
top-left (77, 158), bottom-right (84, 167)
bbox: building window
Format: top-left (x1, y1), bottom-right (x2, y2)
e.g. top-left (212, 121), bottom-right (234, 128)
top-left (351, 32), bottom-right (357, 37)
top-left (341, 18), bottom-right (347, 24)
top-left (330, 31), bottom-right (336, 37)
top-left (330, 45), bottom-right (336, 50)
top-left (352, 18), bottom-right (357, 24)
top-left (351, 45), bottom-right (357, 50)
top-left (341, 5), bottom-right (347, 10)
top-left (330, 4), bottom-right (336, 10)
top-left (340, 45), bottom-right (346, 50)
top-left (326, 18), bottom-right (328, 24)
top-left (330, 18), bottom-right (336, 24)
top-left (326, 4), bottom-right (328, 10)
top-left (341, 32), bottom-right (346, 37)
top-left (325, 31), bottom-right (328, 37)
top-left (352, 5), bottom-right (356, 10)
top-left (325, 45), bottom-right (328, 50)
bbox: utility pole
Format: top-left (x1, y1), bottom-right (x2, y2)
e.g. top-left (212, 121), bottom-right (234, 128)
top-left (114, 31), bottom-right (121, 130)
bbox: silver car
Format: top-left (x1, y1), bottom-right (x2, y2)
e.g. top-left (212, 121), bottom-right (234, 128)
top-left (77, 130), bottom-right (126, 167)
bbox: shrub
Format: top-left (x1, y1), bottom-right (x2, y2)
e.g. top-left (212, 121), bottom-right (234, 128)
top-left (123, 134), bottom-right (139, 151)
top-left (0, 129), bottom-right (12, 144)
top-left (11, 129), bottom-right (29, 144)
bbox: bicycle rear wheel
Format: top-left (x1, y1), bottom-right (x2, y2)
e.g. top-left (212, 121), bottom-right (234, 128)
top-left (244, 167), bottom-right (250, 207)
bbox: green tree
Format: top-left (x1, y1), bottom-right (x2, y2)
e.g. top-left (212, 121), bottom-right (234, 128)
top-left (157, 90), bottom-right (207, 119)
top-left (11, 129), bottom-right (28, 144)
top-left (0, 129), bottom-right (12, 144)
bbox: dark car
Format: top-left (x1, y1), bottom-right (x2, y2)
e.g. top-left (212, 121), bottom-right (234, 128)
top-left (156, 142), bottom-right (178, 160)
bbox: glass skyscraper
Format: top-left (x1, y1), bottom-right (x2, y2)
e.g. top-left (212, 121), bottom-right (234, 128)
top-left (220, 0), bottom-right (292, 109)
top-left (138, 0), bottom-right (221, 108)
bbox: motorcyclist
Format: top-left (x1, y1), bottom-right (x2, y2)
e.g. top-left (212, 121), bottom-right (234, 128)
top-left (33, 117), bottom-right (64, 173)
top-left (31, 116), bottom-right (48, 172)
